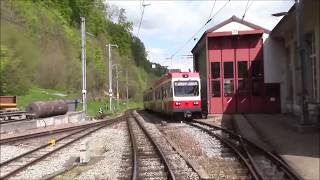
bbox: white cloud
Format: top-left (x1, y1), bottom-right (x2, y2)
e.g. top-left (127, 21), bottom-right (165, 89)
top-left (107, 0), bottom-right (294, 71)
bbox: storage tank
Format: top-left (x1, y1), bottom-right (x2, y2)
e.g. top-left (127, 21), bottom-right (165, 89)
top-left (26, 100), bottom-right (68, 118)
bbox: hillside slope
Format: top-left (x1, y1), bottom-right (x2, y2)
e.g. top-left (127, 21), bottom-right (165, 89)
top-left (0, 0), bottom-right (166, 106)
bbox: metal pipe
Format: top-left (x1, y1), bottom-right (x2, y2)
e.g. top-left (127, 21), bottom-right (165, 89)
top-left (126, 70), bottom-right (129, 109)
top-left (108, 44), bottom-right (113, 112)
top-left (295, 0), bottom-right (309, 124)
top-left (116, 65), bottom-right (119, 110)
top-left (107, 44), bottom-right (118, 113)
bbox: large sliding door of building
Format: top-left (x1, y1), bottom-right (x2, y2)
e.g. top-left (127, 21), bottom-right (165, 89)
top-left (221, 37), bottom-right (236, 113)
top-left (249, 35), bottom-right (264, 112)
top-left (235, 37), bottom-right (250, 112)
top-left (207, 34), bottom-right (264, 114)
top-left (208, 37), bottom-right (223, 114)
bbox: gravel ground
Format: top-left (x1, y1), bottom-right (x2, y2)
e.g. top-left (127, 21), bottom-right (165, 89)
top-left (2, 121), bottom-right (126, 179)
top-left (0, 144), bottom-right (35, 163)
top-left (10, 142), bottom-right (81, 179)
top-left (140, 111), bottom-right (246, 179)
top-left (134, 111), bottom-right (200, 179)
top-left (75, 122), bottom-right (127, 179)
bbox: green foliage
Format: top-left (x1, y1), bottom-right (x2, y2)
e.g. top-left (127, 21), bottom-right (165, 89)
top-left (16, 86), bottom-right (77, 109)
top-left (1, 0), bottom-right (167, 116)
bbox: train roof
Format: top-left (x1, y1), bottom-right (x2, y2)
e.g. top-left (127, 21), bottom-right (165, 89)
top-left (148, 72), bottom-right (199, 90)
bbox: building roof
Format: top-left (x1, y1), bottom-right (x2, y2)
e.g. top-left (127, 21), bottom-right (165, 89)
top-left (206, 15), bottom-right (270, 33)
top-left (270, 4), bottom-right (296, 38)
top-left (192, 15), bottom-right (270, 53)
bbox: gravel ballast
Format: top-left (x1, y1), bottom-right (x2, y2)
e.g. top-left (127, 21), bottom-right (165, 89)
top-left (1, 121), bottom-right (127, 179)
top-left (0, 144), bottom-right (35, 163)
top-left (75, 122), bottom-right (127, 179)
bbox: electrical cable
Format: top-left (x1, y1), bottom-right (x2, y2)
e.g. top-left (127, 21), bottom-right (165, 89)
top-left (242, 0), bottom-right (250, 21)
top-left (237, 0), bottom-right (253, 31)
top-left (137, 0), bottom-right (149, 38)
top-left (208, 0), bottom-right (217, 21)
top-left (170, 0), bottom-right (230, 58)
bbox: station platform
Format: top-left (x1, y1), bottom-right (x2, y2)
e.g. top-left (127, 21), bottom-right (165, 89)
top-left (233, 114), bottom-right (320, 180)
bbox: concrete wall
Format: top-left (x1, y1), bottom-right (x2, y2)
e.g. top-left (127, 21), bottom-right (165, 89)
top-left (198, 43), bottom-right (208, 113)
top-left (0, 111), bottom-right (85, 134)
top-left (263, 34), bottom-right (287, 83)
top-left (263, 34), bottom-right (288, 113)
top-left (36, 111), bottom-right (85, 128)
top-left (271, 0), bottom-right (320, 119)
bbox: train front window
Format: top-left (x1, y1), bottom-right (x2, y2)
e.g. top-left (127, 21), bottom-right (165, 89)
top-left (174, 81), bottom-right (199, 97)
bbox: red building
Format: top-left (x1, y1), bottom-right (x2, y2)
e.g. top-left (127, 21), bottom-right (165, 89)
top-left (192, 16), bottom-right (281, 114)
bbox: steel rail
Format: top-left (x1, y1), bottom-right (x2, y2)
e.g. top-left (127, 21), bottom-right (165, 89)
top-left (0, 119), bottom-right (113, 144)
top-left (0, 111), bottom-right (26, 116)
top-left (0, 118), bottom-right (29, 125)
top-left (191, 120), bottom-right (303, 180)
top-left (126, 117), bottom-right (138, 180)
top-left (238, 136), bottom-right (266, 180)
top-left (0, 117), bottom-right (123, 179)
top-left (187, 122), bottom-right (260, 180)
top-left (131, 112), bottom-right (176, 180)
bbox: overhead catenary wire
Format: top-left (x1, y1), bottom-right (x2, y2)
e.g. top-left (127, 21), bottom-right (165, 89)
top-left (137, 0), bottom-right (150, 38)
top-left (170, 0), bottom-right (230, 59)
top-left (242, 0), bottom-right (250, 20)
top-left (237, 0), bottom-right (254, 31)
top-left (208, 0), bottom-right (217, 22)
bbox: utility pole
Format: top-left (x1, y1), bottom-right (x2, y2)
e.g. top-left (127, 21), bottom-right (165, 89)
top-left (295, 0), bottom-right (309, 124)
top-left (107, 44), bottom-right (118, 113)
top-left (80, 17), bottom-right (87, 117)
top-left (116, 65), bottom-right (119, 110)
top-left (113, 64), bottom-right (121, 110)
top-left (126, 70), bottom-right (129, 109)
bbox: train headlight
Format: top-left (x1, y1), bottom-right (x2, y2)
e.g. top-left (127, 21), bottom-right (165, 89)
top-left (193, 101), bottom-right (199, 105)
top-left (175, 102), bottom-right (181, 106)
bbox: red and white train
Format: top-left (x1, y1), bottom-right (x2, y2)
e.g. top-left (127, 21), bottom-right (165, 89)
top-left (143, 72), bottom-right (202, 118)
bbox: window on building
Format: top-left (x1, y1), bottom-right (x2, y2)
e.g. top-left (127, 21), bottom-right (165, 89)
top-left (252, 80), bottom-right (261, 96)
top-left (224, 79), bottom-right (234, 96)
top-left (212, 80), bottom-right (220, 97)
top-left (211, 62), bottom-right (220, 79)
top-left (251, 61), bottom-right (262, 78)
top-left (238, 80), bottom-right (248, 96)
top-left (224, 62), bottom-right (234, 78)
top-left (238, 61), bottom-right (248, 78)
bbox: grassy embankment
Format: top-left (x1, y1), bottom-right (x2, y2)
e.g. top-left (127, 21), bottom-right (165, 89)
top-left (17, 87), bottom-right (142, 117)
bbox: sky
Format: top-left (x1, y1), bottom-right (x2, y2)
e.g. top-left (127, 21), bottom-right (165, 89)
top-left (107, 0), bottom-right (295, 71)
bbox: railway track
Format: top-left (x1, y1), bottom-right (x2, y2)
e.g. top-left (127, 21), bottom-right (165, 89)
top-left (0, 117), bottom-right (123, 179)
top-left (0, 119), bottom-right (119, 144)
top-left (0, 110), bottom-right (34, 125)
top-left (138, 111), bottom-right (302, 180)
top-left (118, 111), bottom-right (200, 179)
top-left (188, 120), bottom-right (303, 180)
top-left (121, 112), bottom-right (175, 179)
